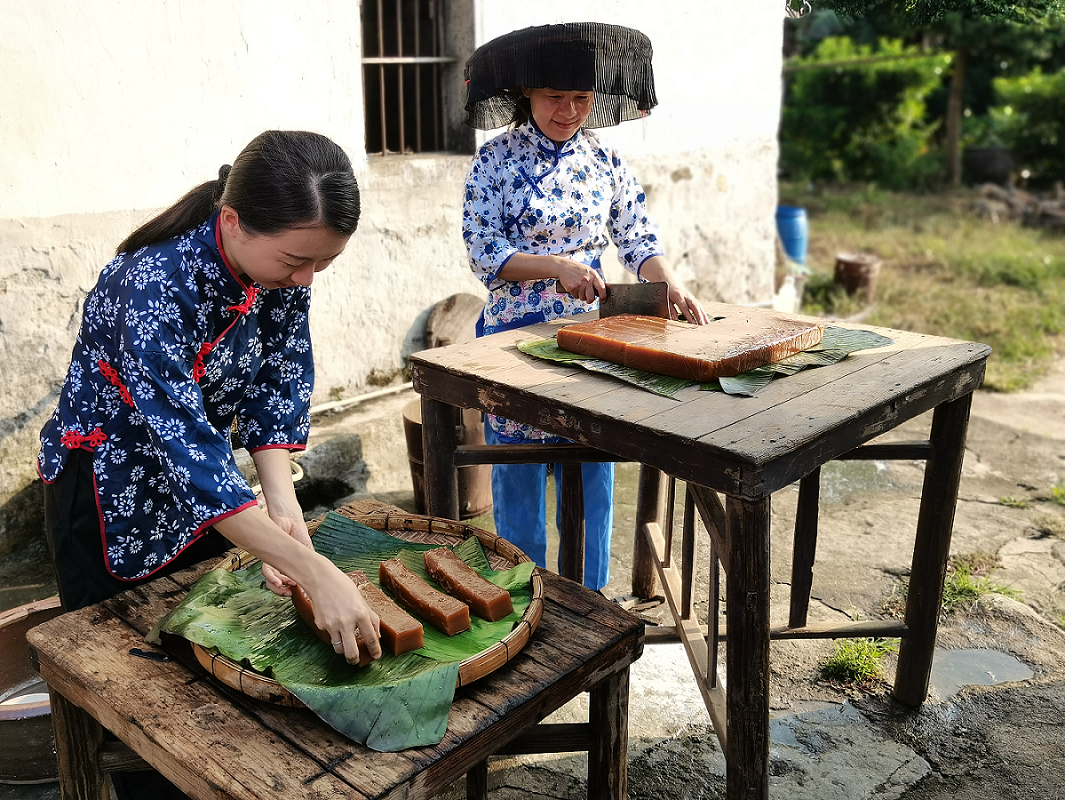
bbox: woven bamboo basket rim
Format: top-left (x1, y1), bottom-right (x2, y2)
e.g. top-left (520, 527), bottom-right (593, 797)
top-left (191, 507), bottom-right (544, 706)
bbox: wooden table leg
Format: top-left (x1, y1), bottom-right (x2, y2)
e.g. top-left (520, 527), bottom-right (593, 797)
top-left (49, 689), bottom-right (109, 800)
top-left (632, 465), bottom-right (665, 599)
top-left (895, 393), bottom-right (973, 706)
top-left (466, 760), bottom-right (488, 800)
top-left (789, 467), bottom-right (821, 629)
top-left (558, 462), bottom-right (586, 585)
top-left (588, 667), bottom-right (630, 800)
top-left (422, 396), bottom-right (460, 521)
top-left (725, 496), bottom-right (771, 800)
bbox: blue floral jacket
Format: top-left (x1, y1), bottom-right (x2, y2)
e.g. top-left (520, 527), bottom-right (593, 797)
top-left (38, 213), bottom-right (313, 580)
top-left (463, 120), bottom-right (664, 441)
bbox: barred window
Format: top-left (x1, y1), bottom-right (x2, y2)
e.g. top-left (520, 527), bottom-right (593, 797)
top-left (362, 0), bottom-right (463, 155)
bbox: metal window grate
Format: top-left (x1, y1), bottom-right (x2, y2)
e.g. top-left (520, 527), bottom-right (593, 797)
top-left (362, 0), bottom-right (456, 155)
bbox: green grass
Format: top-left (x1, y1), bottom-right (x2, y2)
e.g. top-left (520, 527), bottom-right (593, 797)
top-left (941, 553), bottom-right (1021, 612)
top-left (781, 183), bottom-right (1065, 392)
top-left (1052, 484), bottom-right (1065, 506)
top-left (882, 552), bottom-right (1021, 617)
top-left (819, 637), bottom-right (899, 687)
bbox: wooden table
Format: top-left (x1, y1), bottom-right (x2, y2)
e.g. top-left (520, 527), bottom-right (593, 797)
top-left (26, 504), bottom-right (644, 800)
top-left (408, 304), bottom-right (991, 800)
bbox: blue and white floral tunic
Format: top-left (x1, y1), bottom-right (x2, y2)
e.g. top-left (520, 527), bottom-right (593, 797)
top-left (463, 119), bottom-right (664, 441)
top-left (38, 213), bottom-right (313, 580)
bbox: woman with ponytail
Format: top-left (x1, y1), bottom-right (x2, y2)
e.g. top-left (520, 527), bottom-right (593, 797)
top-left (39, 131), bottom-right (381, 679)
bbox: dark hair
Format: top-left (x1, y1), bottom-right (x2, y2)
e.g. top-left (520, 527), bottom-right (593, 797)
top-left (115, 130), bottom-right (361, 255)
top-left (510, 89), bottom-right (532, 127)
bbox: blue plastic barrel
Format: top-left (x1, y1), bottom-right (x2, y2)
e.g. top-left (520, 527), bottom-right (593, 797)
top-left (775, 205), bottom-right (808, 265)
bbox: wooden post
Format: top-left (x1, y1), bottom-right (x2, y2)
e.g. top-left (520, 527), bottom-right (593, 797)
top-left (49, 689), bottom-right (110, 800)
top-left (558, 462), bottom-right (586, 585)
top-left (421, 396), bottom-right (460, 521)
top-left (465, 761), bottom-right (488, 800)
top-left (588, 667), bottom-right (630, 800)
top-left (725, 496), bottom-right (771, 800)
top-left (789, 467), bottom-right (821, 629)
top-left (632, 465), bottom-right (665, 599)
top-left (895, 393), bottom-right (973, 705)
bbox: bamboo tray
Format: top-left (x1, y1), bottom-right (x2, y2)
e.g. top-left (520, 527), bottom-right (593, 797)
top-left (191, 507), bottom-right (544, 707)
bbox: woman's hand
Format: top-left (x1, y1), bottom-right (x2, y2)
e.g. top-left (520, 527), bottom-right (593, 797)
top-left (639, 256), bottom-right (710, 324)
top-left (259, 499), bottom-right (311, 596)
top-left (247, 449), bottom-right (312, 596)
top-left (303, 561), bottom-right (383, 665)
top-left (214, 503), bottom-right (384, 667)
top-left (498, 253), bottom-right (606, 304)
top-left (553, 258), bottom-right (606, 304)
top-left (666, 284), bottom-right (709, 325)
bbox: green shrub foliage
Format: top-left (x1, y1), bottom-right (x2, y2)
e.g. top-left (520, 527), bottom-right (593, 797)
top-left (992, 67), bottom-right (1065, 184)
top-left (780, 38), bottom-right (949, 188)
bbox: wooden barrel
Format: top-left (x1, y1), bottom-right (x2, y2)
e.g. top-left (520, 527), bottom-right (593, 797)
top-left (0, 596), bottom-right (63, 784)
top-left (402, 399), bottom-right (493, 519)
top-left (834, 253), bottom-right (882, 303)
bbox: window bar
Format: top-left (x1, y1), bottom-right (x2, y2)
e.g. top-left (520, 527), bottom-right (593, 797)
top-left (395, 0), bottom-right (405, 155)
top-left (377, 0), bottom-right (386, 155)
top-left (413, 0), bottom-right (422, 153)
top-left (434, 0), bottom-right (443, 148)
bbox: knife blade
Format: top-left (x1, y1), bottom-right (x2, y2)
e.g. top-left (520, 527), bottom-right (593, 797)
top-left (554, 280), bottom-right (670, 319)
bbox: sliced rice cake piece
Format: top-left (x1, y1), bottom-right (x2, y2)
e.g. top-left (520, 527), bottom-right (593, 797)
top-left (423, 547), bottom-right (514, 622)
top-left (349, 570), bottom-right (424, 656)
top-left (379, 557), bottom-right (471, 636)
top-left (291, 571), bottom-right (424, 666)
top-left (555, 312), bottom-right (824, 382)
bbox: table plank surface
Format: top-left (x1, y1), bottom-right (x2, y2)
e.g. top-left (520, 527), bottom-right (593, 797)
top-left (27, 536), bottom-right (643, 800)
top-left (409, 307), bottom-right (990, 498)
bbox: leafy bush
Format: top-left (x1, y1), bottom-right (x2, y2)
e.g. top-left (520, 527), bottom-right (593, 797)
top-left (992, 67), bottom-right (1065, 184)
top-left (781, 37), bottom-right (949, 189)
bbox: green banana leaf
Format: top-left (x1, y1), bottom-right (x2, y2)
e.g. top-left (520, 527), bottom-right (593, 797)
top-left (518, 326), bottom-right (893, 398)
top-left (153, 512), bottom-right (535, 752)
top-left (516, 337), bottom-right (691, 398)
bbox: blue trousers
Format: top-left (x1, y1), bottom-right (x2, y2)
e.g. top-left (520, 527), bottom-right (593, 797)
top-left (484, 425), bottom-right (614, 591)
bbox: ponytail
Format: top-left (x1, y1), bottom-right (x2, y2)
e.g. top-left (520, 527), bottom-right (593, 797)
top-left (114, 132), bottom-right (359, 256)
top-left (115, 164), bottom-right (230, 256)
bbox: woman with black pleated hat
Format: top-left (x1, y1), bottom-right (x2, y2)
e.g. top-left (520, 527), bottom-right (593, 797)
top-left (462, 22), bottom-right (708, 591)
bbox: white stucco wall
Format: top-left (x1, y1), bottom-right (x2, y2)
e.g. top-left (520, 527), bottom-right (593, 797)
top-left (0, 0), bottom-right (784, 551)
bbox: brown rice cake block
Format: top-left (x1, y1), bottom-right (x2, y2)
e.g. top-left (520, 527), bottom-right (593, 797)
top-left (291, 571), bottom-right (424, 666)
top-left (423, 547), bottom-right (514, 622)
top-left (379, 557), bottom-right (471, 636)
top-left (555, 312), bottom-right (824, 382)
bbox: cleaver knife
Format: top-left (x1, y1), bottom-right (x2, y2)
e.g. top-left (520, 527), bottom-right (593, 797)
top-left (554, 280), bottom-right (670, 319)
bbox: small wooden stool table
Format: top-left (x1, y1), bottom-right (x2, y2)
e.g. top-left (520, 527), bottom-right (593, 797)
top-left (26, 504), bottom-right (643, 800)
top-left (409, 306), bottom-right (992, 800)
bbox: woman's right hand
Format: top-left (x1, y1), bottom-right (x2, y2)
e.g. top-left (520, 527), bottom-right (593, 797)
top-left (214, 506), bottom-right (383, 666)
top-left (303, 561), bottom-right (382, 665)
top-left (499, 253), bottom-right (606, 304)
top-left (553, 257), bottom-right (607, 304)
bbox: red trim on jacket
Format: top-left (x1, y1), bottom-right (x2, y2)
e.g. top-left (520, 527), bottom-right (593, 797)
top-left (98, 360), bottom-right (135, 407)
top-left (103, 498), bottom-right (260, 582)
top-left (247, 443), bottom-right (307, 454)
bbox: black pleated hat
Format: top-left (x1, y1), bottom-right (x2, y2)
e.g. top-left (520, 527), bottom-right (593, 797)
top-left (464, 22), bottom-right (657, 131)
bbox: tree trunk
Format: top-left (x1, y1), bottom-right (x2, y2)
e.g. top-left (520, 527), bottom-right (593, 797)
top-left (944, 47), bottom-right (968, 186)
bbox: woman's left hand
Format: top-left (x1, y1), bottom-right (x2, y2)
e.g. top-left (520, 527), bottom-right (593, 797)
top-left (249, 448), bottom-right (313, 596)
top-left (639, 256), bottom-right (710, 325)
top-left (260, 503), bottom-right (312, 595)
top-left (667, 285), bottom-right (710, 325)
